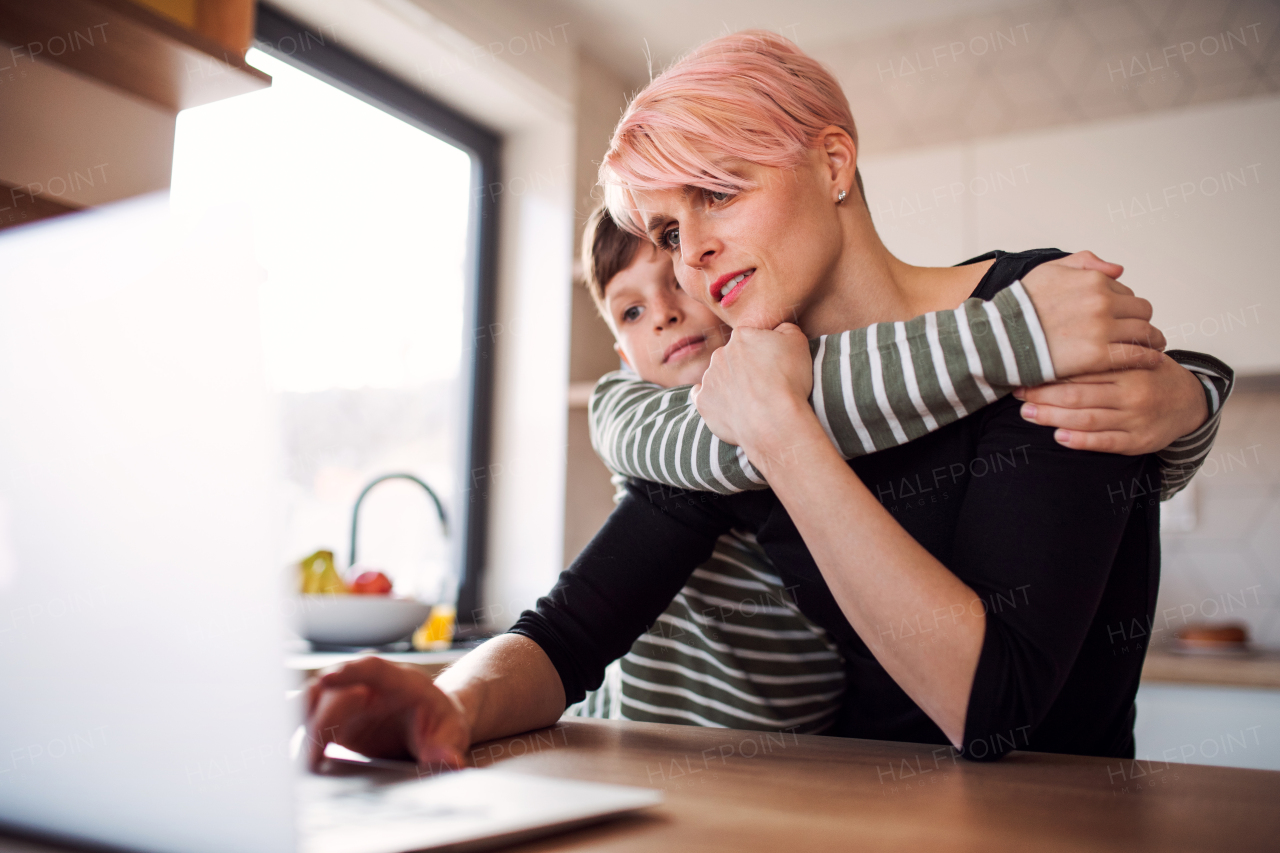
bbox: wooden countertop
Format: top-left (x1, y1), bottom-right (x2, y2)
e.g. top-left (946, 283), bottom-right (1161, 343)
top-left (285, 649), bottom-right (467, 678)
top-left (289, 645), bottom-right (1280, 691)
top-left (3, 718), bottom-right (1278, 852)
top-left (1141, 647), bottom-right (1280, 690)
top-left (490, 719), bottom-right (1279, 852)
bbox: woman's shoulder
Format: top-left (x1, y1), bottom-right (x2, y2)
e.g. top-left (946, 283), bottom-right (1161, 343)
top-left (962, 248), bottom-right (1070, 300)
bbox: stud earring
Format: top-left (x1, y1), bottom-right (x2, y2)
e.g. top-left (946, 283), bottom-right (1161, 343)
top-left (836, 189), bottom-right (848, 205)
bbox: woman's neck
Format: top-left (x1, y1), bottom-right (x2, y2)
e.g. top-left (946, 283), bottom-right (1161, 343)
top-left (798, 206), bottom-right (994, 337)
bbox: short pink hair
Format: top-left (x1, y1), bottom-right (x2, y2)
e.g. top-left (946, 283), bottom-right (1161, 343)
top-left (601, 30), bottom-right (860, 236)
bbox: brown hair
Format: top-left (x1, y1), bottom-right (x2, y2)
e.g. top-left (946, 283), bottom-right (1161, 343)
top-left (581, 205), bottom-right (644, 319)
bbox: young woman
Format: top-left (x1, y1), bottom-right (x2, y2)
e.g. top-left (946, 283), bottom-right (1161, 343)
top-left (305, 32), bottom-right (1231, 767)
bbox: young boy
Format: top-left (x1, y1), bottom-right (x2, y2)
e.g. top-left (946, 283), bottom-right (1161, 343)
top-left (568, 207), bottom-right (846, 732)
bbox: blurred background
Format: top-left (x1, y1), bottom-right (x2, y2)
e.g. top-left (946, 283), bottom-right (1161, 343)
top-left (1, 0), bottom-right (1277, 768)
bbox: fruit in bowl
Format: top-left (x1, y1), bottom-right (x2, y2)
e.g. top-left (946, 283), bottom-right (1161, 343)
top-left (298, 550), bottom-right (347, 594)
top-left (350, 569), bottom-right (393, 595)
top-left (292, 550), bottom-right (428, 647)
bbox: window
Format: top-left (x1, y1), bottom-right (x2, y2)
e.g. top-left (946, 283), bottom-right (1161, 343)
top-left (170, 7), bottom-right (498, 622)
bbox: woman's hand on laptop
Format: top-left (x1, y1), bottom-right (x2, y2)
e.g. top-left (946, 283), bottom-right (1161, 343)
top-left (306, 656), bottom-right (470, 773)
top-left (1021, 251), bottom-right (1166, 377)
top-left (1013, 353), bottom-right (1208, 454)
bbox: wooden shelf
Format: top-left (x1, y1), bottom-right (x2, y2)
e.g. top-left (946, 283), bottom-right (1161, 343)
top-left (0, 0), bottom-right (269, 112)
top-left (0, 178), bottom-right (83, 232)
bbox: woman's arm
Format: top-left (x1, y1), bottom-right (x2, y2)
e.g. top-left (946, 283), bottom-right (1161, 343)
top-left (692, 324), bottom-right (1149, 750)
top-left (305, 634), bottom-right (564, 770)
top-left (306, 489), bottom-right (730, 767)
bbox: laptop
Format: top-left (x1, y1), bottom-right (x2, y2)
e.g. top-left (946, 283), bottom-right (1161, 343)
top-left (0, 194), bottom-right (660, 853)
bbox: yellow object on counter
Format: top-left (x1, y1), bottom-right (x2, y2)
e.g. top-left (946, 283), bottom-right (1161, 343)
top-left (412, 604), bottom-right (456, 650)
top-left (299, 550), bottom-right (347, 595)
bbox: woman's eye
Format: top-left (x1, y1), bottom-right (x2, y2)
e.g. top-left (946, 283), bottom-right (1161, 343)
top-left (622, 306), bottom-right (642, 323)
top-left (661, 227), bottom-right (680, 250)
top-left (709, 190), bottom-right (731, 203)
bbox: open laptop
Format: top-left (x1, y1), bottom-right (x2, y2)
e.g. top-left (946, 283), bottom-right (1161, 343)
top-left (0, 195), bottom-right (660, 853)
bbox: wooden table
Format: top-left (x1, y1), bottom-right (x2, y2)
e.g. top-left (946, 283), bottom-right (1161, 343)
top-left (2, 718), bottom-right (1276, 853)
top-left (469, 718), bottom-right (1280, 853)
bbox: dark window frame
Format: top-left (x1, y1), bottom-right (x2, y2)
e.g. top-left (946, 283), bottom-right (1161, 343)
top-left (255, 5), bottom-right (499, 626)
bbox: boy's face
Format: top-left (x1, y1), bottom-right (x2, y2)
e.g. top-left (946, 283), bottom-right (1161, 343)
top-left (604, 244), bottom-right (731, 388)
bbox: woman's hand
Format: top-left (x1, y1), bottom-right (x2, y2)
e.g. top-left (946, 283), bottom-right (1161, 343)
top-left (306, 656), bottom-right (470, 772)
top-left (690, 323), bottom-right (817, 471)
top-left (1021, 251), bottom-right (1167, 376)
top-left (1014, 354), bottom-right (1208, 454)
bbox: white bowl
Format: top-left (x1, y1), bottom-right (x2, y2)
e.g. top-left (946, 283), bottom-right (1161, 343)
top-left (294, 595), bottom-right (433, 647)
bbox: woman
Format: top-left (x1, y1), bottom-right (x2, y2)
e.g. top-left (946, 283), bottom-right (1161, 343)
top-left (305, 32), bottom-right (1230, 767)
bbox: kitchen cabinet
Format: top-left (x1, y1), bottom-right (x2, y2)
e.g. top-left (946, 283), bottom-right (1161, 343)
top-left (0, 0), bottom-right (269, 230)
top-left (0, 0), bottom-right (267, 112)
top-left (973, 95), bottom-right (1279, 375)
top-left (1135, 683), bottom-right (1280, 771)
top-left (861, 95), bottom-right (1280, 374)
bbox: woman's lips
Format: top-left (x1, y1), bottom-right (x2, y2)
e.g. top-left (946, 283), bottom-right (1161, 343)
top-left (712, 269), bottom-right (755, 308)
top-left (663, 335), bottom-right (706, 364)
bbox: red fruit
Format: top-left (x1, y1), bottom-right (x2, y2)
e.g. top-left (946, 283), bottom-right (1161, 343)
top-left (350, 570), bottom-right (393, 595)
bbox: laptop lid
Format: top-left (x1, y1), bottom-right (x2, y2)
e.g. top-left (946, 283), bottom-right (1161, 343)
top-left (0, 195), bottom-right (296, 853)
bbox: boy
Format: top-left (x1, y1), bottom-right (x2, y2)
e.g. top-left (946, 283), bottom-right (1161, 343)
top-left (569, 207), bottom-right (845, 732)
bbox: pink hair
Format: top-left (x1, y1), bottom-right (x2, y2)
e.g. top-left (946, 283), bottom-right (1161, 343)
top-left (601, 30), bottom-right (858, 236)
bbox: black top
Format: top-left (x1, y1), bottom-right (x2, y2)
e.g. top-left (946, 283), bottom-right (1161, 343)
top-left (512, 249), bottom-right (1161, 761)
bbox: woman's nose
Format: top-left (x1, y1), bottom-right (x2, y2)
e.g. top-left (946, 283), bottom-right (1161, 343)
top-left (679, 223), bottom-right (717, 269)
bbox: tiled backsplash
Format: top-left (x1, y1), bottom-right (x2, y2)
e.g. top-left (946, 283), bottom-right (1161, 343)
top-left (1159, 382), bottom-right (1280, 649)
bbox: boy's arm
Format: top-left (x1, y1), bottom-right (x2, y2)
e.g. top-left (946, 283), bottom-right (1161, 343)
top-left (590, 290), bottom-right (1232, 501)
top-left (1154, 351), bottom-right (1234, 500)
top-left (588, 281), bottom-right (1052, 495)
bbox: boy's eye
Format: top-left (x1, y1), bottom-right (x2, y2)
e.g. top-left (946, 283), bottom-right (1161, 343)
top-left (622, 306), bottom-right (642, 323)
top-left (660, 226), bottom-right (680, 251)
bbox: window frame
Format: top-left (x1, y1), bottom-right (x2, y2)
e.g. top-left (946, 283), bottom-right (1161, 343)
top-left (255, 5), bottom-right (500, 627)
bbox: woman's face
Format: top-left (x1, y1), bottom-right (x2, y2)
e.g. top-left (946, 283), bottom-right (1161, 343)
top-left (630, 149), bottom-right (845, 331)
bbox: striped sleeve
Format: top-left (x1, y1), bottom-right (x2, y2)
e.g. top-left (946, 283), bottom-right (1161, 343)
top-left (1158, 351), bottom-right (1234, 501)
top-left (588, 280), bottom-right (1052, 495)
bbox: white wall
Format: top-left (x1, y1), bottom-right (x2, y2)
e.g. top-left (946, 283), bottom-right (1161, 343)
top-left (860, 94), bottom-right (1280, 374)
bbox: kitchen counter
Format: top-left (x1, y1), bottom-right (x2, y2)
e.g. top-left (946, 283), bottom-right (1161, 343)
top-left (287, 645), bottom-right (1280, 689)
top-left (1140, 647), bottom-right (1280, 690)
top-left (286, 649), bottom-right (468, 680)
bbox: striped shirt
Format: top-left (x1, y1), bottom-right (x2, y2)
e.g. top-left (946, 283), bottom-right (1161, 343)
top-left (567, 532), bottom-right (846, 733)
top-left (589, 281), bottom-right (1233, 502)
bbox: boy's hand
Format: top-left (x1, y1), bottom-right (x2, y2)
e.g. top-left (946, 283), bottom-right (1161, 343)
top-left (1014, 353), bottom-right (1208, 454)
top-left (1021, 251), bottom-right (1166, 377)
top-left (306, 656), bottom-right (470, 773)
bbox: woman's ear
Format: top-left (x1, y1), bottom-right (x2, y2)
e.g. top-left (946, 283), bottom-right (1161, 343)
top-left (817, 126), bottom-right (858, 201)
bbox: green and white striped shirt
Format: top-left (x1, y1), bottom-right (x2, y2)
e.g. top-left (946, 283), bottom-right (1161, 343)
top-left (567, 532), bottom-right (846, 733)
top-left (589, 280), bottom-right (1232, 501)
